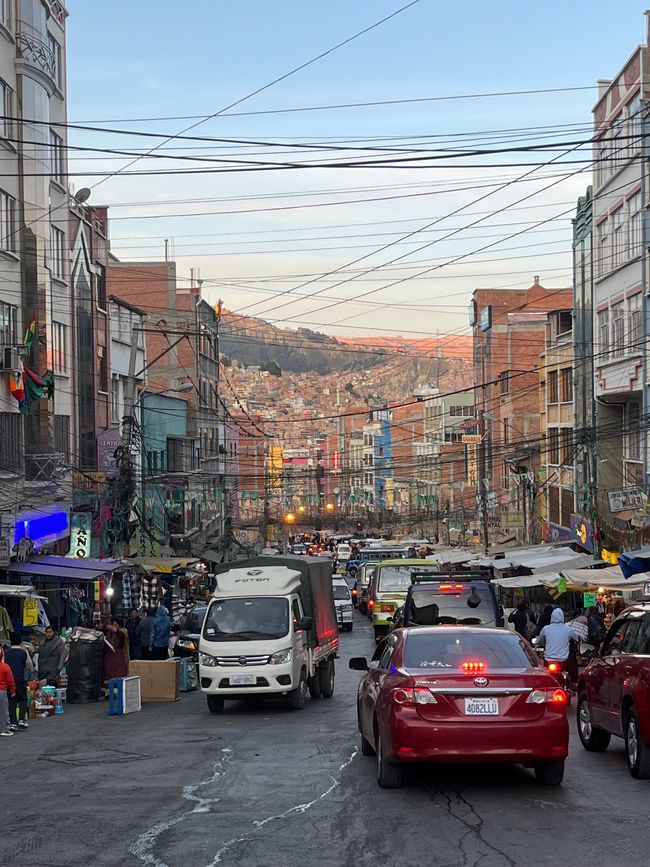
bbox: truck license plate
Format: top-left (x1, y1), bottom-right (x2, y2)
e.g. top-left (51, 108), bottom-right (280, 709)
top-left (231, 675), bottom-right (254, 686)
top-left (464, 698), bottom-right (499, 716)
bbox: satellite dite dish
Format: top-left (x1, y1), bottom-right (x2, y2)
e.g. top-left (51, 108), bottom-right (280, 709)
top-left (74, 187), bottom-right (91, 204)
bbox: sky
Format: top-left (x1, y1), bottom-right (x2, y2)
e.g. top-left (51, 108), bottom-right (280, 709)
top-left (65, 0), bottom-right (650, 339)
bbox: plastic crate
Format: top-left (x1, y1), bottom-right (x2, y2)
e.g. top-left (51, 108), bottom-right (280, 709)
top-left (107, 676), bottom-right (141, 715)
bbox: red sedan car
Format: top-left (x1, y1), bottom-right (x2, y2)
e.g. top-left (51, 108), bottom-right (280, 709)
top-left (350, 626), bottom-right (569, 788)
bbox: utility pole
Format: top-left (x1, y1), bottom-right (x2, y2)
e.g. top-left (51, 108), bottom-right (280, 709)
top-left (478, 409), bottom-right (489, 555)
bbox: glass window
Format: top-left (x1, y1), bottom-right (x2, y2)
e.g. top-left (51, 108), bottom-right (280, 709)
top-left (50, 226), bottom-right (65, 279)
top-left (96, 264), bottom-right (107, 309)
top-left (403, 630), bottom-right (534, 670)
top-left (203, 597), bottom-right (290, 641)
top-left (0, 80), bottom-right (11, 138)
top-left (409, 585), bottom-right (496, 627)
top-left (560, 368), bottom-right (573, 403)
top-left (0, 0), bottom-right (9, 27)
top-left (548, 370), bottom-right (559, 403)
top-left (52, 321), bottom-right (66, 372)
top-left (291, 599), bottom-right (302, 623)
top-left (561, 428), bottom-right (572, 465)
top-left (611, 206), bottom-right (624, 267)
top-left (601, 618), bottom-right (628, 656)
top-left (548, 428), bottom-right (560, 465)
top-left (0, 301), bottom-right (17, 344)
top-left (628, 293), bottom-right (642, 352)
top-left (611, 302), bottom-right (625, 356)
top-left (622, 617), bottom-right (642, 653)
top-left (629, 192), bottom-right (643, 256)
top-left (184, 607), bottom-right (207, 634)
top-left (598, 219), bottom-right (609, 275)
top-left (0, 189), bottom-right (15, 251)
top-left (98, 348), bottom-right (108, 392)
top-left (598, 309), bottom-right (609, 357)
top-left (626, 402), bottom-right (641, 462)
top-left (332, 584), bottom-right (350, 600)
top-left (50, 129), bottom-right (64, 184)
top-left (632, 613), bottom-right (650, 654)
top-left (379, 644), bottom-right (394, 670)
top-left (47, 34), bottom-right (61, 89)
top-left (111, 375), bottom-right (120, 423)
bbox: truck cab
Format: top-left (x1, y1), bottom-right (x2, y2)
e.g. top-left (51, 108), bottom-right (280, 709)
top-left (199, 560), bottom-right (339, 713)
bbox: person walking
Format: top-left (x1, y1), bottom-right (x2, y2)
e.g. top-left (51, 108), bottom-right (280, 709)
top-left (150, 605), bottom-right (172, 660)
top-left (125, 608), bottom-right (141, 660)
top-left (508, 600), bottom-right (530, 637)
top-left (101, 618), bottom-right (130, 686)
top-left (136, 609), bottom-right (156, 660)
top-left (536, 604), bottom-right (554, 634)
top-left (38, 626), bottom-right (67, 686)
top-left (4, 632), bottom-right (32, 730)
top-left (0, 646), bottom-right (16, 737)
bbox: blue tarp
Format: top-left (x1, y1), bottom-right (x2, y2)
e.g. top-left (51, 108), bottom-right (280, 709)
top-left (618, 548), bottom-right (650, 579)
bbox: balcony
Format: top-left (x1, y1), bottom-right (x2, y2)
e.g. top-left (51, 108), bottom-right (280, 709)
top-left (16, 30), bottom-right (56, 81)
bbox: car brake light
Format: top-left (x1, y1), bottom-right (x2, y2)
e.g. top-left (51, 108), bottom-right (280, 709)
top-left (380, 604), bottom-right (393, 613)
top-left (392, 687), bottom-right (437, 706)
top-left (439, 584), bottom-right (453, 590)
top-left (527, 688), bottom-right (568, 705)
top-left (368, 600), bottom-right (374, 608)
top-left (547, 662), bottom-right (560, 674)
top-left (462, 661), bottom-right (485, 674)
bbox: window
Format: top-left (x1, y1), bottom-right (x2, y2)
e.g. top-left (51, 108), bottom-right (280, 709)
top-left (0, 412), bottom-right (23, 471)
top-left (0, 300), bottom-right (17, 344)
top-left (626, 402), bottom-right (641, 462)
top-left (561, 488), bottom-right (573, 528)
top-left (379, 643), bottom-right (395, 670)
top-left (557, 311), bottom-right (572, 335)
top-left (0, 79), bottom-right (11, 138)
top-left (50, 226), bottom-right (65, 279)
top-left (548, 428), bottom-right (560, 465)
top-left (98, 347), bottom-right (108, 392)
top-left (54, 415), bottom-right (69, 463)
top-left (50, 129), bottom-right (64, 184)
top-left (628, 95), bottom-right (642, 154)
top-left (597, 137), bottom-right (609, 188)
top-left (548, 370), bottom-right (559, 404)
top-left (111, 375), bottom-right (120, 424)
top-left (598, 309), bottom-right (609, 357)
top-left (628, 293), bottom-right (642, 351)
top-left (611, 206), bottom-right (624, 267)
top-left (597, 219), bottom-right (609, 275)
top-left (632, 614), bottom-right (650, 654)
top-left (0, 189), bottom-right (15, 251)
top-left (622, 618), bottom-right (642, 654)
top-left (52, 321), bottom-right (66, 372)
top-left (548, 486), bottom-right (560, 524)
top-left (561, 428), bottom-right (572, 465)
top-left (96, 264), bottom-right (106, 309)
top-left (499, 372), bottom-right (509, 395)
top-left (503, 418), bottom-right (508, 444)
top-left (601, 618), bottom-right (628, 656)
top-left (560, 368), bottom-right (573, 403)
top-left (0, 0), bottom-right (9, 27)
top-left (611, 301), bottom-right (625, 356)
top-left (629, 191), bottom-right (643, 257)
top-left (48, 34), bottom-right (61, 89)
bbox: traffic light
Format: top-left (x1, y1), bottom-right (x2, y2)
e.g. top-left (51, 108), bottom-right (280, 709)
top-left (356, 521), bottom-right (363, 533)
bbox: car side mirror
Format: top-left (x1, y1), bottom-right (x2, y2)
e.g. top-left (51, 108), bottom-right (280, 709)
top-left (386, 616), bottom-right (393, 623)
top-left (296, 617), bottom-right (313, 631)
top-left (579, 642), bottom-right (596, 655)
top-left (349, 657), bottom-right (369, 671)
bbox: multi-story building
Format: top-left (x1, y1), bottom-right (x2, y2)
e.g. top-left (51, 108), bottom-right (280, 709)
top-left (0, 1), bottom-right (73, 552)
top-left (539, 310), bottom-right (575, 542)
top-left (108, 261), bottom-right (225, 554)
top-left (470, 279), bottom-right (573, 541)
top-left (590, 26), bottom-right (648, 545)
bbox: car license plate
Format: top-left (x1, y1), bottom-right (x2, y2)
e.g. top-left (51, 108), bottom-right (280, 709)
top-left (464, 697), bottom-right (499, 716)
top-left (230, 675), bottom-right (254, 686)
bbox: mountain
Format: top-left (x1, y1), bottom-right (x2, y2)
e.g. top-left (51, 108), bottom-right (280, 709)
top-left (219, 311), bottom-right (471, 375)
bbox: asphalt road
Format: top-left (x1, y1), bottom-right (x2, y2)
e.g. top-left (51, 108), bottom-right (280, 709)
top-left (0, 613), bottom-right (646, 867)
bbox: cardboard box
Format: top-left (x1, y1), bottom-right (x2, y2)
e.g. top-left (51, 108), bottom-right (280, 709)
top-left (128, 660), bottom-right (180, 702)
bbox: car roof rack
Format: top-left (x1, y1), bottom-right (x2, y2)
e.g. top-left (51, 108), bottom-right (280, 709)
top-left (410, 571), bottom-right (486, 585)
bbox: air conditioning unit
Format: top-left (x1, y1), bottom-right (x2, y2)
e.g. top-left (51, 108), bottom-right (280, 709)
top-left (0, 346), bottom-right (20, 371)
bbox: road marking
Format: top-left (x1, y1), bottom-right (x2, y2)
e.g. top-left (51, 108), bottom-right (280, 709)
top-left (208, 747), bottom-right (358, 866)
top-left (129, 747), bottom-right (233, 867)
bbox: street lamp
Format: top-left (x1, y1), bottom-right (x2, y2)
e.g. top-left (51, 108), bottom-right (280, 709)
top-left (284, 512), bottom-right (295, 524)
top-left (325, 502), bottom-right (334, 512)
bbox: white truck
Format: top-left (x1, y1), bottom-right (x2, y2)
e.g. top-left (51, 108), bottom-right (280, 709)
top-left (199, 557), bottom-right (339, 713)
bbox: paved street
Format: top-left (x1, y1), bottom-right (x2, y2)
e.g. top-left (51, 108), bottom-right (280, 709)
top-left (1, 613), bottom-right (646, 867)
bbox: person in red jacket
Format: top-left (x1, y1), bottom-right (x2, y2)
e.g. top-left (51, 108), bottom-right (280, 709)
top-left (0, 646), bottom-right (16, 737)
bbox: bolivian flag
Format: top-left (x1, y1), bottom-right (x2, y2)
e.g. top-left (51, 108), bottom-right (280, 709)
top-left (24, 313), bottom-right (36, 348)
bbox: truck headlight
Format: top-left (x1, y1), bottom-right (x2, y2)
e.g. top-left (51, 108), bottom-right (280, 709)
top-left (270, 648), bottom-right (292, 665)
top-left (199, 652), bottom-right (217, 667)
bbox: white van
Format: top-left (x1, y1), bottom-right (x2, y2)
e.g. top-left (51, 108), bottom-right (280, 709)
top-left (337, 543), bottom-right (352, 562)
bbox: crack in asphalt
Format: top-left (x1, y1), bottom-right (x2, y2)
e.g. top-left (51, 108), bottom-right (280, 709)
top-left (437, 784), bottom-right (517, 867)
top-left (128, 747), bottom-right (234, 867)
top-left (207, 747), bottom-right (358, 866)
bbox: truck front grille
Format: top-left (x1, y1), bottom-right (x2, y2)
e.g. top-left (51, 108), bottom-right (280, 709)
top-left (215, 655), bottom-right (271, 666)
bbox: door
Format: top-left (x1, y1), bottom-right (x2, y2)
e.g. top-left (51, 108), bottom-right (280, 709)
top-left (292, 598), bottom-right (308, 676)
top-left (604, 614), bottom-right (643, 736)
top-left (589, 617), bottom-right (629, 732)
top-left (359, 638), bottom-right (396, 742)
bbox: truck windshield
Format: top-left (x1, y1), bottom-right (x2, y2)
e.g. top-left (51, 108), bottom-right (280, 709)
top-left (377, 566), bottom-right (417, 592)
top-left (203, 597), bottom-right (290, 641)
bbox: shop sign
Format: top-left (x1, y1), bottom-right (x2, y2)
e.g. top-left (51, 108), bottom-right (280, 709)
top-left (583, 592), bottom-right (597, 608)
top-left (607, 488), bottom-right (643, 513)
top-left (570, 514), bottom-right (593, 553)
top-left (0, 538), bottom-right (9, 568)
top-left (466, 444), bottom-right (478, 485)
top-left (542, 522), bottom-right (574, 543)
top-left (504, 511), bottom-right (524, 528)
top-left (462, 434), bottom-right (482, 444)
top-left (67, 513), bottom-right (92, 559)
top-left (459, 419), bottom-right (478, 430)
top-left (23, 598), bottom-right (38, 626)
top-left (97, 429), bottom-right (122, 477)
top-left (557, 577), bottom-right (567, 594)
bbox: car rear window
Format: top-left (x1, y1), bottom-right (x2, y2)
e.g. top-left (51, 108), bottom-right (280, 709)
top-left (404, 632), bottom-right (536, 670)
top-left (184, 608), bottom-right (207, 633)
top-left (409, 585), bottom-right (495, 626)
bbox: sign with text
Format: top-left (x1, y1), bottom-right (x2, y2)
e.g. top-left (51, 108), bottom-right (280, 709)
top-left (570, 514), bottom-right (593, 553)
top-left (23, 598), bottom-right (38, 627)
top-left (97, 428), bottom-right (122, 478)
top-left (67, 513), bottom-right (92, 559)
top-left (459, 419), bottom-right (478, 430)
top-left (462, 434), bottom-right (482, 444)
top-left (583, 592), bottom-right (597, 608)
top-left (607, 488), bottom-right (643, 513)
top-left (466, 444), bottom-right (478, 485)
top-left (0, 538), bottom-right (9, 568)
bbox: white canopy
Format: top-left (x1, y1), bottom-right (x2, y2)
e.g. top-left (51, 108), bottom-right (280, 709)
top-left (0, 583), bottom-right (45, 599)
top-left (493, 567), bottom-right (650, 592)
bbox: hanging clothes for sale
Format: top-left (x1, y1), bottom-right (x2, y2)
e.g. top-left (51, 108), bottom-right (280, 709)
top-left (0, 605), bottom-right (12, 640)
top-left (141, 574), bottom-right (161, 612)
top-left (121, 570), bottom-right (142, 610)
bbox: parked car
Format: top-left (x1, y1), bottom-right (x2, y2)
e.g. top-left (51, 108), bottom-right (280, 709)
top-left (577, 602), bottom-right (650, 778)
top-left (332, 577), bottom-right (354, 632)
top-left (176, 605), bottom-right (208, 658)
top-left (350, 626), bottom-right (569, 788)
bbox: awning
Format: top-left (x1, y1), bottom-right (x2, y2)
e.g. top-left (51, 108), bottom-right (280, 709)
top-left (0, 583), bottom-right (45, 599)
top-left (6, 561), bottom-right (116, 582)
top-left (126, 557), bottom-right (199, 574)
top-left (429, 549), bottom-right (475, 565)
top-left (531, 554), bottom-right (606, 573)
top-left (494, 567), bottom-right (650, 592)
top-left (618, 548), bottom-right (650, 579)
